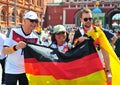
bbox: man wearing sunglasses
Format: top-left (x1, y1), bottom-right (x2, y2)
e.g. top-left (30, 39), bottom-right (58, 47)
top-left (72, 8), bottom-right (112, 84)
top-left (2, 11), bottom-right (40, 85)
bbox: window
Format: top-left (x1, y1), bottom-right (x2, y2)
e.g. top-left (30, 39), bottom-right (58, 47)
top-left (37, 0), bottom-right (40, 5)
top-left (54, 8), bottom-right (56, 13)
top-left (48, 15), bottom-right (51, 20)
top-left (66, 0), bottom-right (69, 2)
top-left (1, 10), bottom-right (5, 21)
top-left (19, 13), bottom-right (22, 23)
top-left (32, 0), bottom-right (34, 4)
top-left (60, 15), bottom-right (62, 20)
top-left (25, 0), bottom-right (29, 4)
top-left (18, 0), bottom-right (23, 3)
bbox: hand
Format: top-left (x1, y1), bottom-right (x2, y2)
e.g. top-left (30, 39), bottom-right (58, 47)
top-left (78, 36), bottom-right (89, 43)
top-left (16, 41), bottom-right (26, 50)
top-left (106, 72), bottom-right (112, 83)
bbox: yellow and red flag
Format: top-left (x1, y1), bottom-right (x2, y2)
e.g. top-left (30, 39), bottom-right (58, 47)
top-left (86, 27), bottom-right (120, 85)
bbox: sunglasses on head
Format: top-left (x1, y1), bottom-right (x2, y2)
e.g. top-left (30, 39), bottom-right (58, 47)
top-left (29, 19), bottom-right (38, 23)
top-left (83, 18), bottom-right (92, 22)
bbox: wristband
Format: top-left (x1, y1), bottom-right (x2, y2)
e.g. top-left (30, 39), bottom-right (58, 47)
top-left (13, 45), bottom-right (17, 51)
top-left (11, 45), bottom-right (17, 52)
top-left (105, 69), bottom-right (111, 73)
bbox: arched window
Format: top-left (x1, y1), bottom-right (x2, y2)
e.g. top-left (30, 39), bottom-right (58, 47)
top-left (32, 0), bottom-right (34, 4)
top-left (1, 10), bottom-right (5, 21)
top-left (37, 0), bottom-right (41, 6)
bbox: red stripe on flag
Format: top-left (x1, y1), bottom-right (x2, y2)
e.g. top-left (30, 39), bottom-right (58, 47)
top-left (25, 52), bottom-right (104, 79)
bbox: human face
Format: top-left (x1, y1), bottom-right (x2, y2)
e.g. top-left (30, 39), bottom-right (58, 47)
top-left (80, 13), bottom-right (92, 29)
top-left (28, 19), bottom-right (38, 29)
top-left (94, 20), bottom-right (101, 27)
top-left (24, 19), bottom-right (38, 33)
top-left (55, 32), bottom-right (67, 46)
top-left (94, 22), bottom-right (99, 27)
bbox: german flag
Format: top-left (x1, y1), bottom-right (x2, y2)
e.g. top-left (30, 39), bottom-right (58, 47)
top-left (24, 39), bottom-right (106, 85)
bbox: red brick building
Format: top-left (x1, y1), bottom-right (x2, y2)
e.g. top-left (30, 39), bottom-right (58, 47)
top-left (0, 0), bottom-right (46, 32)
top-left (44, 0), bottom-right (120, 29)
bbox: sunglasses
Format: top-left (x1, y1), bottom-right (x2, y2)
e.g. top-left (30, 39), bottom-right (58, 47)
top-left (83, 18), bottom-right (92, 22)
top-left (29, 19), bottom-right (38, 23)
top-left (55, 32), bottom-right (66, 35)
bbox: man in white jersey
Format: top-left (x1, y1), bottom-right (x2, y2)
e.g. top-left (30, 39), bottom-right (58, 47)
top-left (2, 11), bottom-right (39, 85)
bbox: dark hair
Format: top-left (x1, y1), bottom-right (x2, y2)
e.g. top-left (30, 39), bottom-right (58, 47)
top-left (80, 8), bottom-right (92, 18)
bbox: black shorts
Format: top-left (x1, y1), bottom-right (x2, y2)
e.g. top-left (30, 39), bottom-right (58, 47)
top-left (5, 73), bottom-right (28, 85)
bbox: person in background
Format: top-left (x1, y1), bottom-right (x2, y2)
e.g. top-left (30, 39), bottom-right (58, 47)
top-left (114, 30), bottom-right (120, 59)
top-left (0, 33), bottom-right (6, 85)
top-left (72, 7), bottom-right (112, 84)
top-left (41, 28), bottom-right (51, 46)
top-left (68, 28), bottom-right (75, 44)
top-left (33, 26), bottom-right (43, 44)
top-left (2, 11), bottom-right (40, 85)
top-left (50, 25), bottom-right (69, 53)
top-left (94, 19), bottom-right (117, 48)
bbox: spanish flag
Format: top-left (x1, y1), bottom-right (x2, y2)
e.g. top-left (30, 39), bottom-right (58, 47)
top-left (24, 39), bottom-right (107, 85)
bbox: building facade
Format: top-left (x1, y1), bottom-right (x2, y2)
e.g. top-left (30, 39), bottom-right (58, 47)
top-left (45, 0), bottom-right (120, 30)
top-left (0, 0), bottom-right (46, 32)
